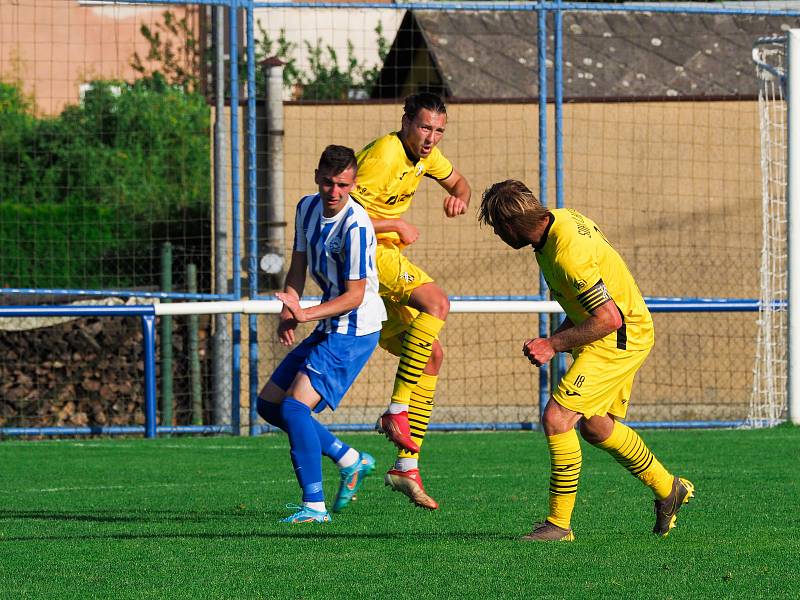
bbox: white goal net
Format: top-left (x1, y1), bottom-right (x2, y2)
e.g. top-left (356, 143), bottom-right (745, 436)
top-left (751, 35), bottom-right (789, 426)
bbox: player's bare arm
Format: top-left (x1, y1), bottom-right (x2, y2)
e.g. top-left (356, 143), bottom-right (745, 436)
top-left (278, 278), bottom-right (367, 324)
top-left (276, 250), bottom-right (308, 346)
top-left (439, 167), bottom-right (471, 217)
top-left (552, 316), bottom-right (575, 337)
top-left (370, 217), bottom-right (420, 245)
top-left (523, 300), bottom-right (621, 366)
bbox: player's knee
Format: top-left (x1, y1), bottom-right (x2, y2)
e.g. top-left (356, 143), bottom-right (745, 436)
top-left (414, 285), bottom-right (450, 319)
top-left (257, 397), bottom-right (285, 430)
top-left (541, 398), bottom-right (580, 436)
top-left (428, 292), bottom-right (450, 319)
top-left (540, 403), bottom-right (560, 435)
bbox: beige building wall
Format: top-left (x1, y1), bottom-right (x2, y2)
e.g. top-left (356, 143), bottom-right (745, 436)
top-left (0, 0), bottom-right (197, 115)
top-left (230, 100), bottom-right (762, 427)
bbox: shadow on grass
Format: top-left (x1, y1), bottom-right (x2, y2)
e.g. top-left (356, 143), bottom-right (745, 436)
top-left (0, 529), bottom-right (514, 543)
top-left (0, 508), bottom-right (516, 543)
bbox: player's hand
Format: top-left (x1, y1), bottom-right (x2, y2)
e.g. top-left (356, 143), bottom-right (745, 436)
top-left (276, 292), bottom-right (308, 325)
top-left (395, 219), bottom-right (420, 246)
top-left (522, 337), bottom-right (556, 367)
top-left (443, 195), bottom-right (468, 218)
top-left (276, 314), bottom-right (298, 346)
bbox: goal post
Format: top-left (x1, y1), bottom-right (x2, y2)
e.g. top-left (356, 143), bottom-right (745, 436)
top-left (788, 31), bottom-right (800, 426)
top-left (752, 30), bottom-right (800, 426)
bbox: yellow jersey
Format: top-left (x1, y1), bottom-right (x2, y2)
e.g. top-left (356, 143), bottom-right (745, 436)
top-left (352, 132), bottom-right (453, 244)
top-left (535, 208), bottom-right (654, 351)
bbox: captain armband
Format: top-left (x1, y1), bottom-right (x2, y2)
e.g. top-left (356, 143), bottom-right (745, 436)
top-left (576, 279), bottom-right (612, 313)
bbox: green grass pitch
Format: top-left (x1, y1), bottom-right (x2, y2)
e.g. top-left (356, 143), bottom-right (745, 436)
top-left (1, 426), bottom-right (798, 599)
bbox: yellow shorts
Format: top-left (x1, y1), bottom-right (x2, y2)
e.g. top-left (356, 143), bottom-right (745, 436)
top-left (375, 241), bottom-right (434, 355)
top-left (553, 343), bottom-right (652, 419)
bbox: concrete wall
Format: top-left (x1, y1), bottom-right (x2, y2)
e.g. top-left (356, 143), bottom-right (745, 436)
top-left (0, 1), bottom-right (197, 115)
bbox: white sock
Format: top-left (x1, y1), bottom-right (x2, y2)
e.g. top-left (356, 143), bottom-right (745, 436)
top-left (388, 402), bottom-right (408, 415)
top-left (304, 501), bottom-right (326, 512)
top-left (394, 457), bottom-right (418, 472)
top-left (336, 448), bottom-right (359, 469)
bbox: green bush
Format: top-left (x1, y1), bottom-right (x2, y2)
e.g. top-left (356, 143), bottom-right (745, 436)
top-left (0, 78), bottom-right (211, 290)
top-left (0, 202), bottom-right (135, 289)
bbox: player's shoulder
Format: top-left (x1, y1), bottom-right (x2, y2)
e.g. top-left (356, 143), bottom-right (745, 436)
top-left (427, 144), bottom-right (448, 162)
top-left (551, 208), bottom-right (595, 239)
top-left (548, 209), bottom-right (596, 266)
top-left (296, 193), bottom-right (320, 215)
top-left (345, 197), bottom-right (373, 224)
top-left (297, 192), bottom-right (319, 207)
top-left (358, 132), bottom-right (401, 159)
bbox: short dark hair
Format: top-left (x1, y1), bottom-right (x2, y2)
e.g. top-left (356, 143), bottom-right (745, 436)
top-left (403, 92), bottom-right (447, 121)
top-left (317, 145), bottom-right (357, 176)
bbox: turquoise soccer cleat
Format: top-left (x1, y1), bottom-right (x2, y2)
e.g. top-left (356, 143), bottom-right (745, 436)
top-left (280, 504), bottom-right (332, 524)
top-left (332, 452), bottom-right (376, 513)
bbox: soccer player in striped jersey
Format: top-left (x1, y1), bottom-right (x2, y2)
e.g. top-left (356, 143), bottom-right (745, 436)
top-left (479, 179), bottom-right (694, 541)
top-left (351, 92), bottom-right (471, 510)
top-left (256, 145), bottom-right (387, 524)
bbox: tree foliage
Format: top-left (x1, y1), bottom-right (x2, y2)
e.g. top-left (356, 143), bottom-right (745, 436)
top-left (252, 22), bottom-right (390, 100)
top-left (131, 10), bottom-right (201, 94)
top-left (0, 79), bottom-right (211, 289)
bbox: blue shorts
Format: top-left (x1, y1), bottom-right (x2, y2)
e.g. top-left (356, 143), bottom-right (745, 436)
top-left (270, 330), bottom-right (380, 413)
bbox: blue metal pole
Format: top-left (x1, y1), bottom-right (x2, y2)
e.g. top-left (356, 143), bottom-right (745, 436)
top-left (554, 2), bottom-right (564, 208)
top-left (141, 315), bottom-right (157, 439)
top-left (232, 314), bottom-right (242, 435)
top-left (552, 2), bottom-right (569, 383)
top-left (0, 306), bottom-right (155, 318)
top-left (229, 0), bottom-right (242, 435)
top-left (537, 2), bottom-right (550, 416)
top-left (245, 1), bottom-right (261, 436)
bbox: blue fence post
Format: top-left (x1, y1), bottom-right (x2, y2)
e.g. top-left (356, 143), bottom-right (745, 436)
top-left (246, 1), bottom-right (261, 437)
top-left (141, 314), bottom-right (157, 439)
top-left (537, 1), bottom-right (550, 417)
top-left (229, 0), bottom-right (242, 436)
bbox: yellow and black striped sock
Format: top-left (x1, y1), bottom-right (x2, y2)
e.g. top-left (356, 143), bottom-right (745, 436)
top-left (398, 373), bottom-right (438, 460)
top-left (595, 420), bottom-right (674, 500)
top-left (391, 312), bottom-right (444, 404)
top-left (547, 429), bottom-right (582, 530)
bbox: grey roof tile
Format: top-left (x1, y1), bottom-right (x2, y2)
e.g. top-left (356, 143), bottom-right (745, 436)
top-left (374, 9), bottom-right (800, 99)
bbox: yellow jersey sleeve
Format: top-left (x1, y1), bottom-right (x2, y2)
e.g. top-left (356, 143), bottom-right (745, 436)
top-left (422, 147), bottom-right (453, 181)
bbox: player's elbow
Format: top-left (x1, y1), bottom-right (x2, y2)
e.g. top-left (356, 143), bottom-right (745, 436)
top-left (604, 310), bottom-right (623, 333)
top-left (595, 302), bottom-right (622, 334)
top-left (345, 286), bottom-right (366, 311)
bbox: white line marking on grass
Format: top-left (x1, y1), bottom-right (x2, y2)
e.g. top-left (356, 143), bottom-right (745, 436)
top-left (0, 477), bottom-right (296, 495)
top-left (0, 442), bottom-right (284, 451)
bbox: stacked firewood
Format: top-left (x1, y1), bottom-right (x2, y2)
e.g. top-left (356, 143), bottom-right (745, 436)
top-left (0, 317), bottom-right (146, 428)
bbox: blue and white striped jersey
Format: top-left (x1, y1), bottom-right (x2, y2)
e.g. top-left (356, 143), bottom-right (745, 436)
top-left (293, 194), bottom-right (386, 336)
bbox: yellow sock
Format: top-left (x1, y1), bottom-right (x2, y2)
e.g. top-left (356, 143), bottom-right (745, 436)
top-left (391, 312), bottom-right (444, 404)
top-left (398, 373), bottom-right (438, 460)
top-left (596, 420), bottom-right (674, 500)
top-left (547, 429), bottom-right (582, 530)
